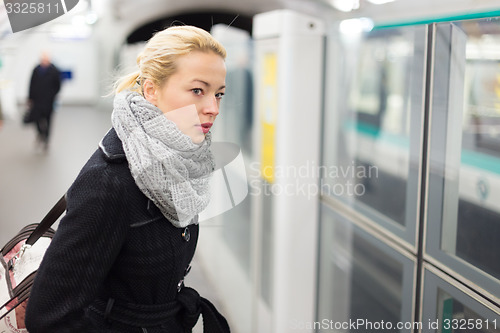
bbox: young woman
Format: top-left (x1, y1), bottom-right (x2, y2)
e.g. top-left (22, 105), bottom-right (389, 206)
top-left (25, 25), bottom-right (230, 333)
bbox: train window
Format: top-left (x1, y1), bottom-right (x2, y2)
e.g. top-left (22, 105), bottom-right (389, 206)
top-left (321, 25), bottom-right (427, 248)
top-left (426, 19), bottom-right (500, 301)
top-left (316, 204), bottom-right (415, 332)
top-left (421, 266), bottom-right (500, 333)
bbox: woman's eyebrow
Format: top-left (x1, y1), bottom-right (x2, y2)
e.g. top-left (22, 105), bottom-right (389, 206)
top-left (191, 79), bottom-right (225, 90)
top-left (192, 79), bottom-right (209, 86)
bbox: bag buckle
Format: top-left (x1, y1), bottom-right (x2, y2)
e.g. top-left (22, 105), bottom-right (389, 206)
top-left (8, 244), bottom-right (32, 270)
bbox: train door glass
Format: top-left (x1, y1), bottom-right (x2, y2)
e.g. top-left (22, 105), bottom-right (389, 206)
top-left (421, 266), bottom-right (500, 333)
top-left (316, 203), bottom-right (415, 332)
top-left (322, 25), bottom-right (426, 247)
top-left (426, 19), bottom-right (500, 301)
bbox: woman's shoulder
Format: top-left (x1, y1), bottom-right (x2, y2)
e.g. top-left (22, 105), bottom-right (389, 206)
top-left (80, 128), bottom-right (128, 174)
top-left (70, 129), bottom-right (150, 210)
top-left (68, 129), bottom-right (131, 197)
top-left (98, 128), bottom-right (126, 163)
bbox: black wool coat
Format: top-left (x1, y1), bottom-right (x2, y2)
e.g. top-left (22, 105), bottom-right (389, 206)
top-left (25, 129), bottom-right (201, 332)
top-left (28, 64), bottom-right (61, 118)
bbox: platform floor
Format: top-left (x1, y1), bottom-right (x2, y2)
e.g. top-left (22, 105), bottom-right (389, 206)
top-left (0, 103), bottom-right (225, 332)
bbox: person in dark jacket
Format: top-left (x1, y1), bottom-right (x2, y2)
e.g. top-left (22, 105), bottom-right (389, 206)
top-left (25, 25), bottom-right (229, 333)
top-left (28, 51), bottom-right (61, 150)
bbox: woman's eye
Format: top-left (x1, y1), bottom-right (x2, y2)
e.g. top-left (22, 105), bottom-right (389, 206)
top-left (192, 88), bottom-right (203, 95)
top-left (215, 92), bottom-right (225, 99)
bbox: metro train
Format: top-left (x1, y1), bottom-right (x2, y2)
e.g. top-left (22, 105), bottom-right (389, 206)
top-left (340, 21), bottom-right (500, 276)
top-left (1, 0), bottom-right (500, 332)
top-left (316, 8), bottom-right (500, 333)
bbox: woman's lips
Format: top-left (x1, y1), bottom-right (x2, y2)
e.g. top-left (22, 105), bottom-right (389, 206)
top-left (199, 123), bottom-right (212, 134)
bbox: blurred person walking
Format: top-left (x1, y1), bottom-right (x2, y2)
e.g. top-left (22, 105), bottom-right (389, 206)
top-left (28, 51), bottom-right (61, 150)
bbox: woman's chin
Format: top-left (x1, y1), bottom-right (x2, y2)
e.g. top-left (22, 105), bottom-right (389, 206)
top-left (190, 133), bottom-right (206, 144)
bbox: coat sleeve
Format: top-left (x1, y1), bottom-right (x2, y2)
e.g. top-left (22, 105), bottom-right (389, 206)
top-left (25, 163), bottom-right (131, 332)
top-left (51, 66), bottom-right (61, 96)
top-left (28, 67), bottom-right (37, 101)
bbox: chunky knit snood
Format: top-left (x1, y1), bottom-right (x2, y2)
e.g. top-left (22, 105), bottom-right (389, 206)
top-left (111, 91), bottom-right (214, 227)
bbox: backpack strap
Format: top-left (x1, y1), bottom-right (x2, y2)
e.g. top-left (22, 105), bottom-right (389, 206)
top-left (26, 194), bottom-right (67, 246)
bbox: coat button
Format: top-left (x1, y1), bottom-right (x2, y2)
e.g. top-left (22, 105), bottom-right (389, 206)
top-left (182, 227), bottom-right (191, 242)
top-left (177, 279), bottom-right (184, 292)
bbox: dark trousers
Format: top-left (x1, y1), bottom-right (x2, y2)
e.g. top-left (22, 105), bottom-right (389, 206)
top-left (35, 110), bottom-right (53, 143)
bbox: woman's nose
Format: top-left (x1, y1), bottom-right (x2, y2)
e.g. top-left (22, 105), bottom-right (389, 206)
top-left (201, 96), bottom-right (219, 117)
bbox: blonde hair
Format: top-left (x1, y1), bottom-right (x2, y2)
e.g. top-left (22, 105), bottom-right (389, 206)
top-left (115, 25), bottom-right (227, 94)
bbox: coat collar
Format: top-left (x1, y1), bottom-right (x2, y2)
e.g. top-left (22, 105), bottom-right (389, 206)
top-left (99, 128), bottom-right (126, 163)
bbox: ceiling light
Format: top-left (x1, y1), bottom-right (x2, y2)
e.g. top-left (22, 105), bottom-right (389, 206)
top-left (366, 0), bottom-right (396, 4)
top-left (328, 0), bottom-right (360, 12)
top-left (339, 17), bottom-right (374, 35)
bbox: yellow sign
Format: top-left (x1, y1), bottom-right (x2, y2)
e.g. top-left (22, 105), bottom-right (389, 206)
top-left (261, 53), bottom-right (277, 183)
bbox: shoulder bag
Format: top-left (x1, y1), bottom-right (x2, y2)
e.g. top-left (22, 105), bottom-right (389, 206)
top-left (0, 195), bottom-right (66, 332)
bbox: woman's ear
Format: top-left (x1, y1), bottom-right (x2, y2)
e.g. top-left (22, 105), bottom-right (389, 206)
top-left (142, 79), bottom-right (157, 105)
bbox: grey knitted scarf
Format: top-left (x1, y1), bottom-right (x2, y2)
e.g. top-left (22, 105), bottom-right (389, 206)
top-left (111, 91), bottom-right (214, 228)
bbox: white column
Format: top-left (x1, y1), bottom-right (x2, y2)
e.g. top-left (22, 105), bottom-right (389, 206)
top-left (253, 9), bottom-right (325, 333)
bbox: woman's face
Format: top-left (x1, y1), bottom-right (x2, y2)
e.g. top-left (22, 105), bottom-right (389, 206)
top-left (145, 51), bottom-right (226, 143)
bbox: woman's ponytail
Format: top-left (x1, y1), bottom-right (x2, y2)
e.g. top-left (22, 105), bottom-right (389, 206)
top-left (114, 70), bottom-right (141, 94)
